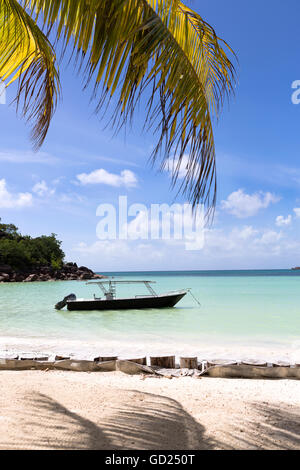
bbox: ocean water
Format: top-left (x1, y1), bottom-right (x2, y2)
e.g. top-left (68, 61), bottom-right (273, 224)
top-left (1, 270), bottom-right (300, 362)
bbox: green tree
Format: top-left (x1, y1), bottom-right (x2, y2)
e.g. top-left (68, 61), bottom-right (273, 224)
top-left (0, 220), bottom-right (65, 270)
top-left (0, 218), bottom-right (19, 239)
top-left (0, 0), bottom-right (236, 210)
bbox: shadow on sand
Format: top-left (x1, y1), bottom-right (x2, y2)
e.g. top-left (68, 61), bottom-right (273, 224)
top-left (1, 389), bottom-right (217, 450)
top-left (221, 401), bottom-right (300, 450)
top-left (1, 388), bottom-right (300, 450)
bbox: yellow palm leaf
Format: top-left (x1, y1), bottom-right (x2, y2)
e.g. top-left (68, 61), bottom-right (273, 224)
top-left (0, 0), bottom-right (60, 148)
top-left (22, 0), bottom-right (236, 208)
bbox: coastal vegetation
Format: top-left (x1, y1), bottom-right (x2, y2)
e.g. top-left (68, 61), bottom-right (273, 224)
top-left (0, 218), bottom-right (101, 282)
top-left (0, 219), bottom-right (64, 271)
top-left (0, 0), bottom-right (236, 209)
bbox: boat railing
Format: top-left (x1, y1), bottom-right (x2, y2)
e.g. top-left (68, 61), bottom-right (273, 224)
top-left (87, 279), bottom-right (158, 299)
top-left (135, 294), bottom-right (155, 298)
top-left (166, 289), bottom-right (190, 294)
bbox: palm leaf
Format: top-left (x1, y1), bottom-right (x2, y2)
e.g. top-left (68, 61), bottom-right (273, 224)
top-left (0, 0), bottom-right (60, 148)
top-left (23, 0), bottom-right (236, 208)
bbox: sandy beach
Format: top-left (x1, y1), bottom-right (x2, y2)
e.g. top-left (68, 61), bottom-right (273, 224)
top-left (0, 370), bottom-right (299, 450)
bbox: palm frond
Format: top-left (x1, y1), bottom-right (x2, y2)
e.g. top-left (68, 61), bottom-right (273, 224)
top-left (0, 0), bottom-right (60, 148)
top-left (23, 0), bottom-right (236, 208)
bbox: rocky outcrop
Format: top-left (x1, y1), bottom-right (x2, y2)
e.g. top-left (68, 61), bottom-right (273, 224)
top-left (0, 264), bottom-right (12, 273)
top-left (0, 273), bottom-right (10, 282)
top-left (0, 262), bottom-right (105, 283)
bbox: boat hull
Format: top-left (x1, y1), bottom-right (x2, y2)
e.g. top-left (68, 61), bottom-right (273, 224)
top-left (66, 292), bottom-right (187, 311)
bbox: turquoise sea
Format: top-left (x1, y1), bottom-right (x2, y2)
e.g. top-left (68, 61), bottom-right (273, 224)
top-left (1, 270), bottom-right (300, 362)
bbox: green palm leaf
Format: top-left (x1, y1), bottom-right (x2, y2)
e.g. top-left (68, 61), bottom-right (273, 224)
top-left (20, 0), bottom-right (236, 208)
top-left (0, 0), bottom-right (60, 148)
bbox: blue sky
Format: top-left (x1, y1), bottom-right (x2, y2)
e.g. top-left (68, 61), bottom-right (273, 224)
top-left (1, 0), bottom-right (300, 271)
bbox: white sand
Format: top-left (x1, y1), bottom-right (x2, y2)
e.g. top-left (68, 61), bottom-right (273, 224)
top-left (0, 370), bottom-right (299, 450)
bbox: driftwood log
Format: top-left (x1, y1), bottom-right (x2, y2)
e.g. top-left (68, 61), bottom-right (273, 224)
top-left (207, 359), bottom-right (238, 368)
top-left (20, 355), bottom-right (48, 361)
top-left (273, 361), bottom-right (290, 368)
top-left (94, 356), bottom-right (118, 362)
top-left (55, 355), bottom-right (70, 361)
top-left (150, 355), bottom-right (175, 368)
top-left (241, 360), bottom-right (268, 367)
top-left (179, 357), bottom-right (198, 369)
top-left (125, 357), bottom-right (147, 365)
top-left (0, 356), bottom-right (300, 379)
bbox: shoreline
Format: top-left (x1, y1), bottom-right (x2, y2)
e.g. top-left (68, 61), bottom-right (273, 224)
top-left (1, 335), bottom-right (300, 364)
top-left (0, 262), bottom-right (105, 283)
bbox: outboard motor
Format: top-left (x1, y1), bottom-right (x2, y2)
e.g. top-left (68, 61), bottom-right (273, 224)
top-left (55, 293), bottom-right (76, 310)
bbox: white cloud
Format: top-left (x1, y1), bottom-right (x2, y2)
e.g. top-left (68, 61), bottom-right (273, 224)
top-left (59, 193), bottom-right (85, 204)
top-left (221, 189), bottom-right (280, 218)
top-left (70, 222), bottom-right (299, 271)
top-left (32, 180), bottom-right (55, 197)
top-left (232, 225), bottom-right (258, 240)
top-left (255, 230), bottom-right (283, 245)
top-left (52, 176), bottom-right (65, 186)
top-left (165, 154), bottom-right (200, 180)
top-left (276, 215), bottom-right (292, 227)
top-left (293, 208), bottom-right (300, 218)
top-left (0, 150), bottom-right (59, 164)
top-left (0, 179), bottom-right (32, 209)
top-left (73, 240), bottom-right (163, 270)
top-left (77, 169), bottom-right (138, 188)
top-left (203, 226), bottom-right (286, 259)
top-left (204, 226), bottom-right (258, 253)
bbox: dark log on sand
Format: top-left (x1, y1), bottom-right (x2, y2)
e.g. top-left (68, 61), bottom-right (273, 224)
top-left (241, 360), bottom-right (268, 367)
top-left (125, 357), bottom-right (147, 366)
top-left (273, 361), bottom-right (290, 368)
top-left (179, 357), bottom-right (198, 369)
top-left (55, 355), bottom-right (70, 361)
top-left (207, 359), bottom-right (238, 368)
top-left (94, 356), bottom-right (118, 363)
top-left (150, 355), bottom-right (175, 368)
top-left (20, 355), bottom-right (48, 361)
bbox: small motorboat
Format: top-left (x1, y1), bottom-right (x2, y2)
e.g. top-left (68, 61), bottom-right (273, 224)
top-left (55, 280), bottom-right (189, 311)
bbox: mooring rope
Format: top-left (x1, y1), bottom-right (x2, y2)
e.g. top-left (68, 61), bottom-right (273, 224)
top-left (188, 289), bottom-right (201, 307)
